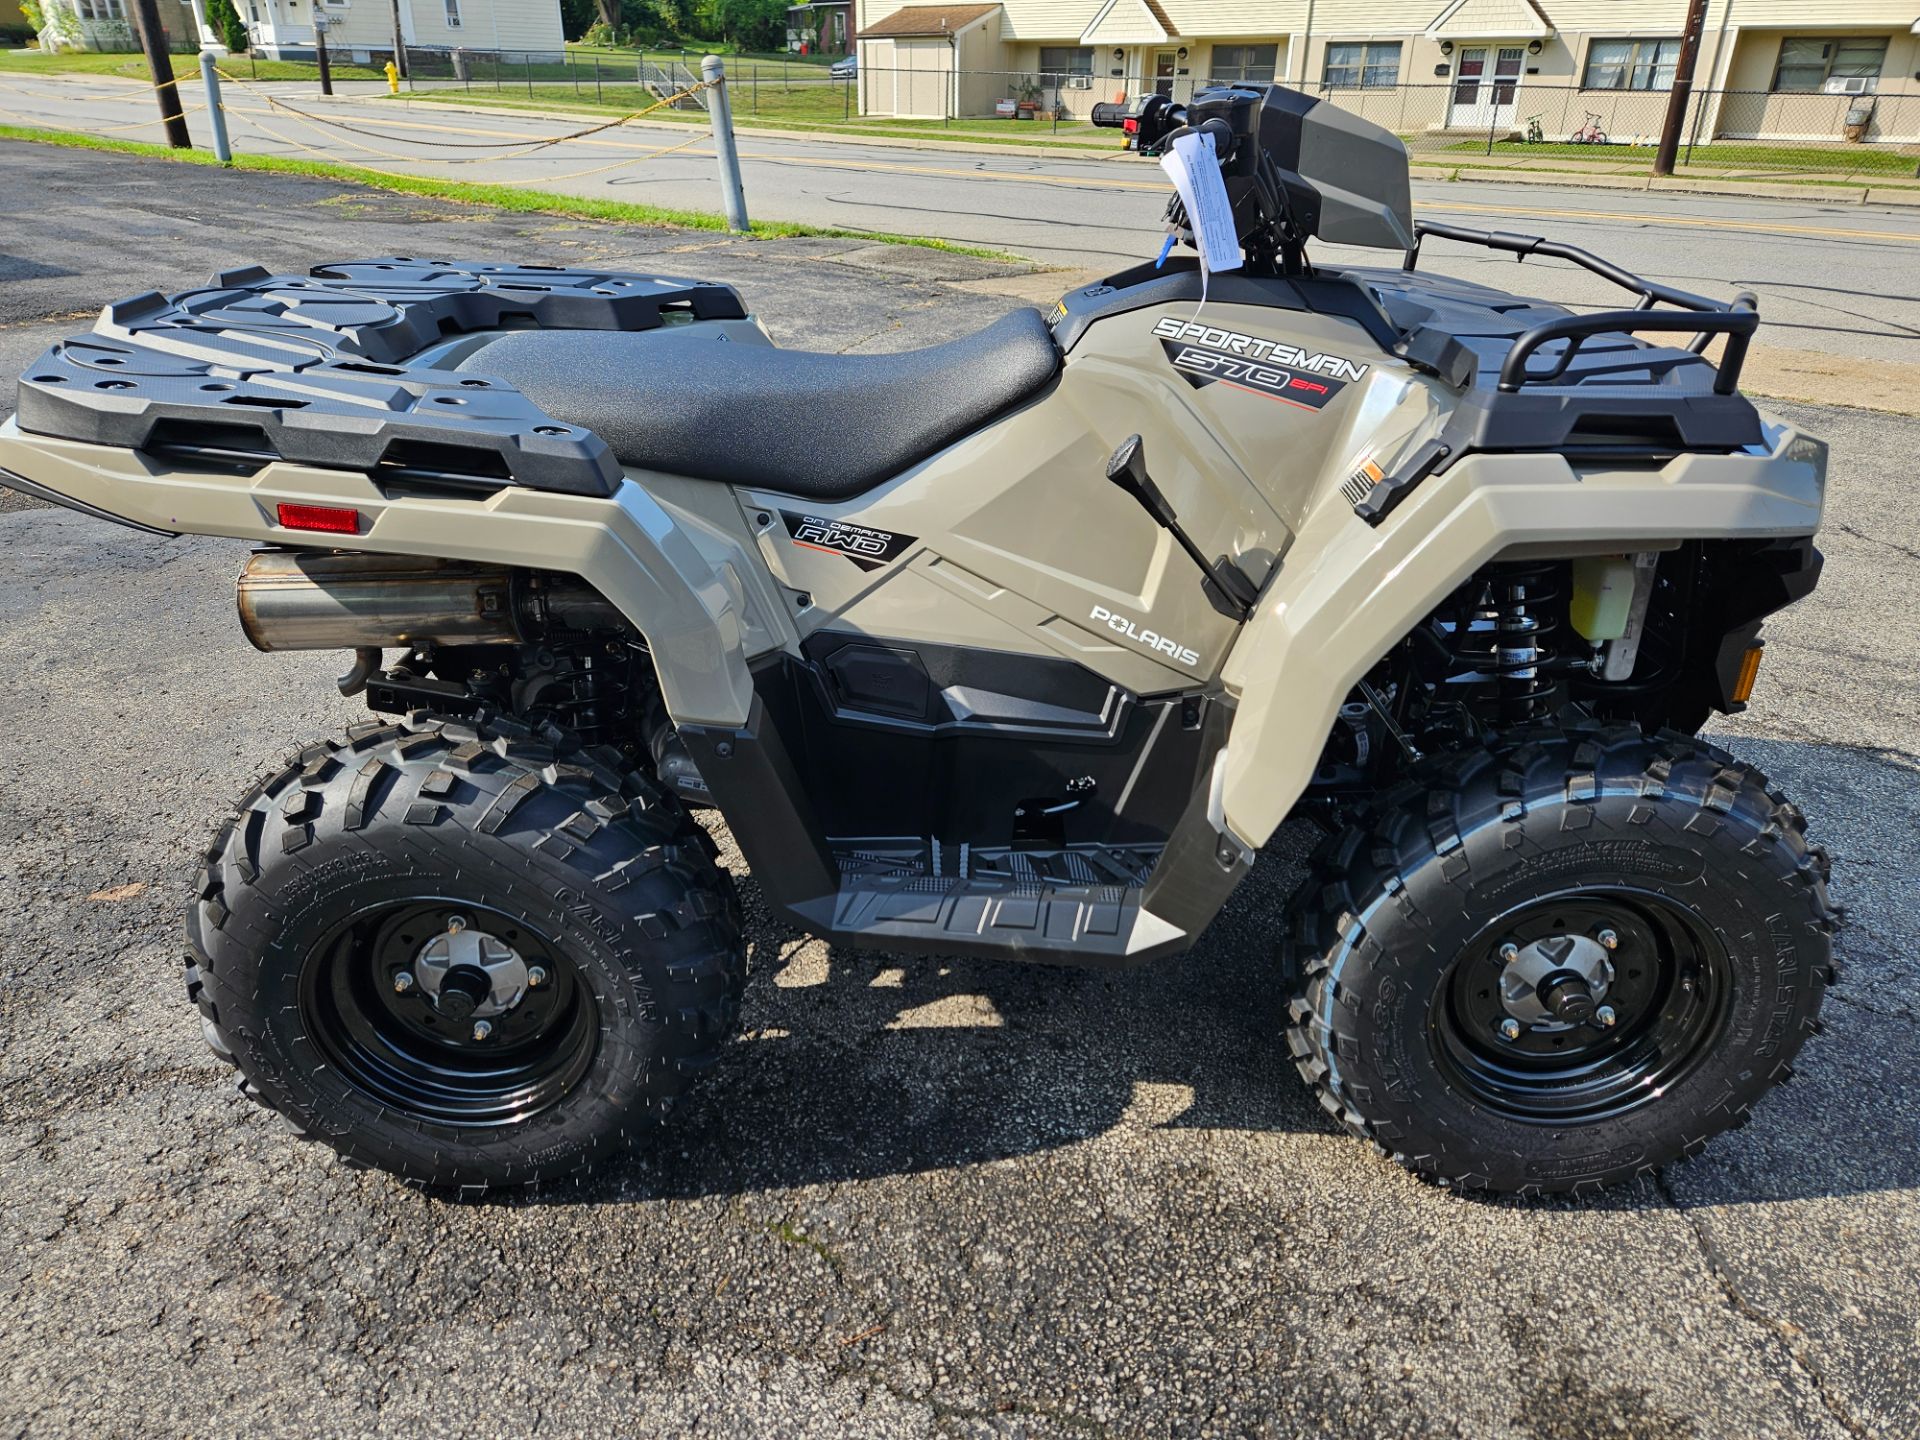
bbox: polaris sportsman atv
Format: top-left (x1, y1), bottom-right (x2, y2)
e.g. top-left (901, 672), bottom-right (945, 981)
top-left (0, 84), bottom-right (1834, 1196)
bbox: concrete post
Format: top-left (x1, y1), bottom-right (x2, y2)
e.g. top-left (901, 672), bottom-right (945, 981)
top-left (199, 51), bottom-right (233, 163)
top-left (702, 55), bottom-right (750, 233)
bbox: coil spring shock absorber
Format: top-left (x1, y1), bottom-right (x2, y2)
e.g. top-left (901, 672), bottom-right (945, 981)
top-left (1439, 562), bottom-right (1563, 725)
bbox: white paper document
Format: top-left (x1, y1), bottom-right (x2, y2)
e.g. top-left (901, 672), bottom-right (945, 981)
top-left (1157, 130), bottom-right (1242, 305)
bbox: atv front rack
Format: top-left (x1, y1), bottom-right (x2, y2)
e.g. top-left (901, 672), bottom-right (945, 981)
top-left (12, 259), bottom-right (749, 498)
top-left (1350, 223), bottom-right (1766, 524)
top-left (1401, 221), bottom-right (1759, 394)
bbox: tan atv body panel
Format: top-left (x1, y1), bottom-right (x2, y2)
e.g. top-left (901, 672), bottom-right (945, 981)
top-left (0, 297), bottom-right (1823, 855)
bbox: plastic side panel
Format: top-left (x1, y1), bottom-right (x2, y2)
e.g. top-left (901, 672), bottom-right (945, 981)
top-left (1216, 439), bottom-right (1827, 846)
top-left (0, 419), bottom-right (759, 728)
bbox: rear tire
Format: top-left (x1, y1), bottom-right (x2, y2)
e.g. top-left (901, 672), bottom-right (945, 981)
top-left (185, 716), bottom-right (744, 1192)
top-left (1283, 726), bottom-right (1836, 1196)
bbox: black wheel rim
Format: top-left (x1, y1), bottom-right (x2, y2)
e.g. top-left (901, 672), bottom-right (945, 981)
top-left (1430, 888), bottom-right (1733, 1124)
top-left (300, 901), bottom-right (599, 1128)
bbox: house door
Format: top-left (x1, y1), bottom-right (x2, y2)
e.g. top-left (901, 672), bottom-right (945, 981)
top-left (1448, 45), bottom-right (1524, 129)
top-left (1152, 48), bottom-right (1178, 98)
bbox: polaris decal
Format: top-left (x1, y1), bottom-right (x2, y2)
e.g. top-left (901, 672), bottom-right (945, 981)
top-left (780, 511), bottom-right (917, 572)
top-left (1149, 318), bottom-right (1371, 382)
top-left (1089, 604), bottom-right (1200, 667)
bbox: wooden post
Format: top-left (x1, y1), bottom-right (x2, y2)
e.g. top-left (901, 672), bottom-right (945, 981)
top-left (128, 0), bottom-right (192, 149)
top-left (314, 16), bottom-right (335, 96)
top-left (1653, 0), bottom-right (1710, 176)
top-left (389, 0), bottom-right (409, 79)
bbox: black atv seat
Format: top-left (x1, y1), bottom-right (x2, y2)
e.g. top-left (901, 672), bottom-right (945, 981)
top-left (459, 308), bottom-right (1061, 500)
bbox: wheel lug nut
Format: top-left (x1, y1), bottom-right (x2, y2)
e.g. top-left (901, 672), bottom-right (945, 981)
top-left (392, 971), bottom-right (415, 994)
top-left (471, 1019), bottom-right (493, 1042)
top-left (1595, 1005), bottom-right (1618, 1029)
top-left (1498, 942), bottom-right (1520, 965)
top-left (1597, 928), bottom-right (1619, 950)
top-left (527, 966), bottom-right (548, 989)
top-left (1497, 1018), bottom-right (1522, 1042)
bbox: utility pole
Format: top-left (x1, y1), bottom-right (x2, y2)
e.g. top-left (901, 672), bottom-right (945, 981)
top-left (1653, 0), bottom-right (1710, 176)
top-left (129, 0), bottom-right (193, 148)
top-left (314, 13), bottom-right (335, 96)
top-left (390, 0), bottom-right (409, 78)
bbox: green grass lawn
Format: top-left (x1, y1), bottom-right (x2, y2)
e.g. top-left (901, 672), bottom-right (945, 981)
top-left (0, 46), bottom-right (388, 83)
top-left (1449, 136), bottom-right (1920, 176)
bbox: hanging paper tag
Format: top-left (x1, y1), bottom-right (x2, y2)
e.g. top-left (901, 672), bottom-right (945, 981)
top-left (1158, 130), bottom-right (1242, 306)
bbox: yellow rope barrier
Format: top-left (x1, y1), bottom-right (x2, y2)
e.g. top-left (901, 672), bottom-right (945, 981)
top-left (226, 95), bottom-right (716, 188)
top-left (5, 66), bottom-right (724, 192)
top-left (212, 66), bottom-right (715, 167)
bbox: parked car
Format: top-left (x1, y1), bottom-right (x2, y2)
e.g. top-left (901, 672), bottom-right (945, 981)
top-left (830, 55), bottom-right (856, 79)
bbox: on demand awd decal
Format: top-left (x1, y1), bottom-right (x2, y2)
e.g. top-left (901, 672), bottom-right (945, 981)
top-left (781, 511), bottom-right (918, 572)
top-left (1151, 317), bottom-right (1367, 411)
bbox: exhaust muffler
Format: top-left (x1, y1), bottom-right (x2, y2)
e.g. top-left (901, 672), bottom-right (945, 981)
top-left (236, 551), bottom-right (622, 653)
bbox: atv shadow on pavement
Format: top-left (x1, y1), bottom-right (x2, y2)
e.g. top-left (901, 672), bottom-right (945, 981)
top-left (474, 737), bottom-right (1919, 1213)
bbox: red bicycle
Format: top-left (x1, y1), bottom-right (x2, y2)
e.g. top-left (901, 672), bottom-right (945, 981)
top-left (1570, 111), bottom-right (1609, 145)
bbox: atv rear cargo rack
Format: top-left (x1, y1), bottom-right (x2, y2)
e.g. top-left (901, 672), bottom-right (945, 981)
top-left (11, 259), bottom-right (750, 499)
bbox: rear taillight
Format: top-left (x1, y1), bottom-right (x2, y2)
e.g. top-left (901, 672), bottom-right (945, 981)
top-left (276, 502), bottom-right (361, 535)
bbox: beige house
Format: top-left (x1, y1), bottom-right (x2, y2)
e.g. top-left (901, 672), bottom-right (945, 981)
top-left (854, 0), bottom-right (1920, 142)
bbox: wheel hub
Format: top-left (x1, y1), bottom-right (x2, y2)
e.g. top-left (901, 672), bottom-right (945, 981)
top-left (1498, 933), bottom-right (1614, 1031)
top-left (412, 915), bottom-right (530, 1020)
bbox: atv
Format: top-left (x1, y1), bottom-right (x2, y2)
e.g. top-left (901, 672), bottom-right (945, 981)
top-left (0, 84), bottom-right (1834, 1196)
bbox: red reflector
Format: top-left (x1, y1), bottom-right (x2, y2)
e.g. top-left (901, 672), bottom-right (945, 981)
top-left (276, 502), bottom-right (361, 535)
top-left (1123, 118), bottom-right (1139, 133)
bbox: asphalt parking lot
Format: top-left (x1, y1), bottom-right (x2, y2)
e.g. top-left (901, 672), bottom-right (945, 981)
top-left (1, 143), bottom-right (1917, 1439)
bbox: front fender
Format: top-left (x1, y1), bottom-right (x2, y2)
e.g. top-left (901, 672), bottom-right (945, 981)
top-left (1214, 430), bottom-right (1826, 848)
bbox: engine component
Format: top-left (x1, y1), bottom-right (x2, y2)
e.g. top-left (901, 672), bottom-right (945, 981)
top-left (236, 551), bottom-right (624, 653)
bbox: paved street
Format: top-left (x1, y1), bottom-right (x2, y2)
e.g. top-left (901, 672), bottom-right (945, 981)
top-left (3, 69), bottom-right (1920, 372)
top-left (1, 144), bottom-right (1918, 1439)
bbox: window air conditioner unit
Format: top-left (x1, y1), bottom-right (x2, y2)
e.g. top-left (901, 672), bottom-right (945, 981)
top-left (1823, 76), bottom-right (1874, 95)
top-left (1066, 74), bottom-right (1093, 89)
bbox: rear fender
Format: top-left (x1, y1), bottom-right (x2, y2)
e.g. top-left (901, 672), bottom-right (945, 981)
top-left (0, 419), bottom-right (770, 728)
top-left (1214, 432), bottom-right (1826, 848)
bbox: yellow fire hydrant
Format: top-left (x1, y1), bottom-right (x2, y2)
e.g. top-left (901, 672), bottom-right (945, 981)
top-left (384, 59), bottom-right (400, 95)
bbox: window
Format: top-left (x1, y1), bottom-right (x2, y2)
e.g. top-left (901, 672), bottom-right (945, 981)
top-left (1037, 46), bottom-right (1093, 80)
top-left (1582, 37), bottom-right (1681, 91)
top-left (75, 0), bottom-right (124, 19)
top-left (1210, 43), bottom-right (1278, 86)
top-left (1772, 36), bottom-right (1888, 92)
top-left (1322, 41), bottom-right (1400, 90)
top-left (444, 0), bottom-right (462, 28)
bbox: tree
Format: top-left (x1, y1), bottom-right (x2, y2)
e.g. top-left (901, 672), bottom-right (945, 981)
top-left (206, 0), bottom-right (248, 51)
top-left (596, 0), bottom-right (620, 28)
top-left (709, 0), bottom-right (785, 49)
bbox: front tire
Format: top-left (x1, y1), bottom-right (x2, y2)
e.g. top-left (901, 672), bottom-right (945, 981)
top-left (1284, 727), bottom-right (1835, 1196)
top-left (186, 717), bottom-right (744, 1192)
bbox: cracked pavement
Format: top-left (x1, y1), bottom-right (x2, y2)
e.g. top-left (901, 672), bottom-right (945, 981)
top-left (1, 144), bottom-right (1917, 1439)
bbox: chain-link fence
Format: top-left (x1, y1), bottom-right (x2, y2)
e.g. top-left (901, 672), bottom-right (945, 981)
top-left (1348, 82), bottom-right (1919, 181)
